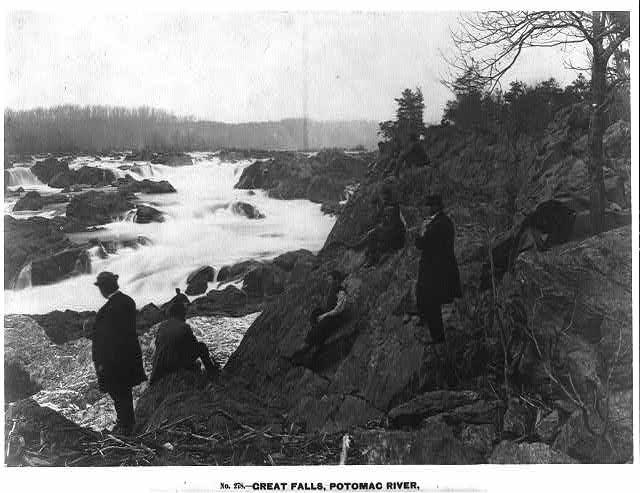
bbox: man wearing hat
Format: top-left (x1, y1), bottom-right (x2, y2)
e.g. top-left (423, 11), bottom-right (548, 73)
top-left (88, 271), bottom-right (146, 435)
top-left (415, 195), bottom-right (462, 344)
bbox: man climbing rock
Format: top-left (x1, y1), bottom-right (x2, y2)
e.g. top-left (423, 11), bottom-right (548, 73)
top-left (150, 301), bottom-right (220, 385)
top-left (292, 270), bottom-right (349, 368)
top-left (86, 271), bottom-right (146, 435)
top-left (415, 195), bottom-right (462, 344)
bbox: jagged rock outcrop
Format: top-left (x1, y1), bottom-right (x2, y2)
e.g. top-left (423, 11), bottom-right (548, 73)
top-left (234, 150), bottom-right (370, 205)
top-left (225, 156), bottom-right (631, 463)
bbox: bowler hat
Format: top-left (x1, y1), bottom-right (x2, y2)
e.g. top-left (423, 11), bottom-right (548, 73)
top-left (94, 271), bottom-right (119, 286)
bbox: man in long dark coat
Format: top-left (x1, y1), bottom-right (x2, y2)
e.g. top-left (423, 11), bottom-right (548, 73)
top-left (415, 196), bottom-right (462, 344)
top-left (88, 271), bottom-right (146, 435)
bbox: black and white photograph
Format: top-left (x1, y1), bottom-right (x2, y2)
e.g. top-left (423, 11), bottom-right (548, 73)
top-left (2, 2), bottom-right (638, 489)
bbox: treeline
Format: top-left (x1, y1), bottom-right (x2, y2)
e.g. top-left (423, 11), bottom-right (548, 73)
top-left (4, 105), bottom-right (378, 154)
top-left (441, 73), bottom-right (630, 136)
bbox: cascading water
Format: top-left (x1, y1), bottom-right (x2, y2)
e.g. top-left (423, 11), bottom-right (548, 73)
top-left (4, 153), bottom-right (336, 314)
top-left (13, 262), bottom-right (32, 290)
top-left (5, 167), bottom-right (45, 188)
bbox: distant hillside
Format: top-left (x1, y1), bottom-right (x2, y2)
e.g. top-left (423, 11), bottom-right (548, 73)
top-left (4, 106), bottom-right (379, 154)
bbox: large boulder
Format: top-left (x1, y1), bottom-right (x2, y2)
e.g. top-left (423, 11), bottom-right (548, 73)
top-left (217, 260), bottom-right (262, 284)
top-left (134, 204), bottom-right (164, 224)
top-left (30, 157), bottom-right (69, 184)
top-left (48, 166), bottom-right (116, 188)
top-left (150, 152), bottom-right (193, 167)
top-left (4, 216), bottom-right (73, 289)
top-left (30, 248), bottom-right (91, 286)
top-left (115, 175), bottom-right (177, 194)
top-left (188, 285), bottom-right (260, 317)
top-left (13, 191), bottom-right (44, 211)
top-left (185, 266), bottom-right (216, 295)
top-left (66, 190), bottom-right (134, 226)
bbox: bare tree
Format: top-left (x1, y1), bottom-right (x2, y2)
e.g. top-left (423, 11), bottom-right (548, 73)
top-left (447, 11), bottom-right (630, 234)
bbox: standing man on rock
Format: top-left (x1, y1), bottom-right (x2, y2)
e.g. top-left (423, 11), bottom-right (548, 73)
top-left (415, 195), bottom-right (462, 344)
top-left (86, 271), bottom-right (146, 435)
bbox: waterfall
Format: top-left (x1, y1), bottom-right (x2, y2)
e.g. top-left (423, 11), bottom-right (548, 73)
top-left (13, 262), bottom-right (32, 290)
top-left (6, 168), bottom-right (44, 188)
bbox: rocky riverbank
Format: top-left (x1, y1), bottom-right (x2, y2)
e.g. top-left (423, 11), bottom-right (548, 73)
top-left (4, 104), bottom-right (633, 465)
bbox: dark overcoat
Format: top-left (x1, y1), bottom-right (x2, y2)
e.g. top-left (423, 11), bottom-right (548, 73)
top-left (149, 318), bottom-right (201, 384)
top-left (91, 291), bottom-right (147, 391)
top-left (415, 211), bottom-right (462, 307)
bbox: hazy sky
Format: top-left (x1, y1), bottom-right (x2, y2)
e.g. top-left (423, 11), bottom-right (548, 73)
top-left (6, 11), bottom-right (588, 123)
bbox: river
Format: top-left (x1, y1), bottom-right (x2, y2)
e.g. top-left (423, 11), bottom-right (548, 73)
top-left (4, 152), bottom-right (336, 314)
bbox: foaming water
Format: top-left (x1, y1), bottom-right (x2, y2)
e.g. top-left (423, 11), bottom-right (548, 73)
top-left (4, 154), bottom-right (335, 314)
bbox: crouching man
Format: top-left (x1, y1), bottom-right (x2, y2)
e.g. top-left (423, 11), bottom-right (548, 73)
top-left (149, 301), bottom-right (221, 385)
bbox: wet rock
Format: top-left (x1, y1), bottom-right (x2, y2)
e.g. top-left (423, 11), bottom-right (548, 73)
top-left (186, 266), bottom-right (216, 295)
top-left (204, 285), bottom-right (248, 311)
top-left (388, 390), bottom-right (481, 427)
top-left (359, 421), bottom-right (482, 464)
top-left (134, 204), bottom-right (164, 224)
top-left (13, 191), bottom-right (69, 212)
top-left (4, 215), bottom-right (74, 289)
top-left (66, 190), bottom-right (134, 226)
top-left (48, 166), bottom-right (116, 188)
top-left (150, 152), bottom-right (193, 167)
top-left (231, 201), bottom-right (265, 219)
top-left (30, 248), bottom-right (91, 286)
top-left (489, 440), bottom-right (577, 464)
top-left (115, 175), bottom-right (177, 194)
top-left (217, 260), bottom-right (262, 283)
top-left (30, 157), bottom-right (69, 184)
top-left (13, 191), bottom-right (44, 211)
